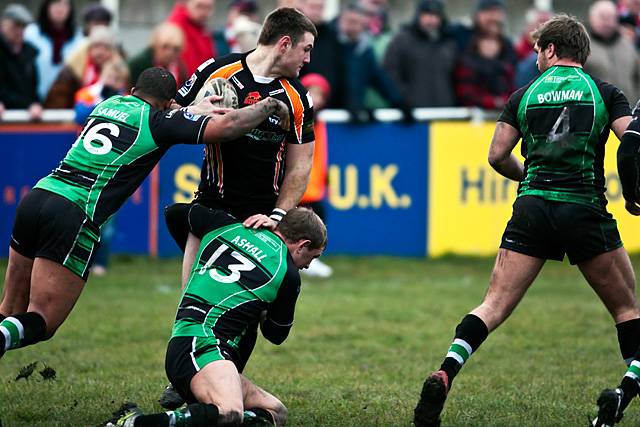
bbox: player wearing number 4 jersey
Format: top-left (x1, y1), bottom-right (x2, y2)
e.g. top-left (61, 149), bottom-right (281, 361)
top-left (105, 207), bottom-right (326, 427)
top-left (413, 16), bottom-right (640, 427)
top-left (0, 67), bottom-right (291, 360)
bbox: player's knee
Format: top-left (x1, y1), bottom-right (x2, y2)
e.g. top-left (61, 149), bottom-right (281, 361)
top-left (272, 402), bottom-right (287, 425)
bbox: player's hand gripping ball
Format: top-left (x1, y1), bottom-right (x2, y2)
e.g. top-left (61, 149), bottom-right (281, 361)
top-left (191, 77), bottom-right (239, 109)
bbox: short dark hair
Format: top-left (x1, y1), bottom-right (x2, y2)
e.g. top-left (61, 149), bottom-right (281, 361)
top-left (277, 207), bottom-right (327, 250)
top-left (531, 14), bottom-right (590, 65)
top-left (258, 7), bottom-right (317, 46)
top-left (133, 67), bottom-right (176, 102)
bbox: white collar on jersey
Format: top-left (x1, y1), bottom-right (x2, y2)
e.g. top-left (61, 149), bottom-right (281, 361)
top-left (253, 75), bottom-right (275, 84)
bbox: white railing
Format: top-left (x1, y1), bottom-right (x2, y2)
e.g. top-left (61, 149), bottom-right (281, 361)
top-left (0, 108), bottom-right (500, 124)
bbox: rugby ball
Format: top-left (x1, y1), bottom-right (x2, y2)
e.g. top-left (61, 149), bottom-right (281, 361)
top-left (190, 77), bottom-right (239, 109)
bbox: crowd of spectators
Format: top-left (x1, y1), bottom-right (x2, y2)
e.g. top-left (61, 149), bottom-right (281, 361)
top-left (3, 0), bottom-right (640, 122)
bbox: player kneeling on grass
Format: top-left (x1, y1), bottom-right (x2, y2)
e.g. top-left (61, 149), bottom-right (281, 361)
top-left (0, 67), bottom-right (290, 360)
top-left (107, 207), bottom-right (326, 427)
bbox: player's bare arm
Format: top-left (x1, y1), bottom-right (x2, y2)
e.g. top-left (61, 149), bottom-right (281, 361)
top-left (202, 97), bottom-right (290, 143)
top-left (275, 142), bottom-right (314, 211)
top-left (488, 122), bottom-right (524, 181)
top-left (612, 115), bottom-right (632, 140)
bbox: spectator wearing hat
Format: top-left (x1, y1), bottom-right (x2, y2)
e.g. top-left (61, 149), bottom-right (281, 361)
top-left (25, 0), bottom-right (83, 101)
top-left (585, 0), bottom-right (640, 102)
top-left (213, 0), bottom-right (260, 56)
top-left (80, 2), bottom-right (112, 37)
top-left (299, 72), bottom-right (333, 278)
top-left (0, 3), bottom-right (42, 120)
top-left (450, 0), bottom-right (516, 66)
top-left (45, 25), bottom-right (121, 108)
top-left (167, 0), bottom-right (216, 75)
top-left (383, 0), bottom-right (457, 107)
top-left (128, 22), bottom-right (188, 88)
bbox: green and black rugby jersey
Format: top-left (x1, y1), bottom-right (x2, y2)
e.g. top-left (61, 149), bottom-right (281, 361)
top-left (175, 53), bottom-right (315, 207)
top-left (498, 65), bottom-right (631, 207)
top-left (34, 95), bottom-right (210, 227)
top-left (172, 205), bottom-right (301, 350)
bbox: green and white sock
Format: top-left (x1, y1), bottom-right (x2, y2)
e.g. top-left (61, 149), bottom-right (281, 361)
top-left (0, 316), bottom-right (24, 352)
top-left (446, 338), bottom-right (474, 366)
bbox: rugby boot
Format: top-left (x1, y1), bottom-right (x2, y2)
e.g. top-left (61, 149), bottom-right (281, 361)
top-left (591, 388), bottom-right (624, 427)
top-left (105, 402), bottom-right (143, 427)
top-left (414, 370), bottom-right (449, 427)
top-left (159, 383), bottom-right (185, 410)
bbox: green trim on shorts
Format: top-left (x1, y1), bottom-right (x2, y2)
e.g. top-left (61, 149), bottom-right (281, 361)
top-left (62, 220), bottom-right (100, 279)
top-left (192, 336), bottom-right (225, 371)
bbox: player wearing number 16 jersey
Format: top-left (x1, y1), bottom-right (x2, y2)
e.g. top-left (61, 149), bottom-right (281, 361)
top-left (0, 67), bottom-right (291, 361)
top-left (414, 16), bottom-right (640, 427)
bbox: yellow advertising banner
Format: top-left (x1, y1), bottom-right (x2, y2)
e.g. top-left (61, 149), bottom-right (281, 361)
top-left (429, 121), bottom-right (639, 257)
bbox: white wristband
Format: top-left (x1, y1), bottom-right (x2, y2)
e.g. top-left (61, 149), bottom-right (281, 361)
top-left (269, 208), bottom-right (287, 223)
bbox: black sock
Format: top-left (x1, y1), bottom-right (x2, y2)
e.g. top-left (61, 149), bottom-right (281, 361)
top-left (440, 314), bottom-right (489, 383)
top-left (0, 312), bottom-right (47, 356)
top-left (619, 376), bottom-right (640, 411)
top-left (186, 403), bottom-right (219, 427)
top-left (134, 413), bottom-right (170, 427)
top-left (245, 407), bottom-right (275, 424)
top-left (0, 313), bottom-right (6, 321)
top-left (134, 403), bottom-right (219, 427)
top-left (616, 318), bottom-right (640, 365)
top-left (14, 312), bottom-right (47, 346)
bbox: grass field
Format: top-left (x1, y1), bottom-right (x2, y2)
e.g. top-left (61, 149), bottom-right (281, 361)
top-left (0, 255), bottom-right (638, 426)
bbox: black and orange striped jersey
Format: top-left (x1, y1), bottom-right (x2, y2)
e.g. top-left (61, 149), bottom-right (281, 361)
top-left (175, 52), bottom-right (315, 212)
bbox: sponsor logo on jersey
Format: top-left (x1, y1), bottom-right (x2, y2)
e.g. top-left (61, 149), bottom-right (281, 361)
top-left (231, 75), bottom-right (244, 89)
top-left (269, 88), bottom-right (285, 96)
top-left (182, 111), bottom-right (202, 121)
top-left (543, 75), bottom-right (581, 84)
top-left (536, 90), bottom-right (584, 104)
top-left (244, 91), bottom-right (262, 105)
top-left (165, 109), bottom-right (179, 118)
top-left (268, 116), bottom-right (281, 126)
top-left (178, 74), bottom-right (197, 97)
top-left (246, 128), bottom-right (285, 143)
top-left (197, 58), bottom-right (215, 72)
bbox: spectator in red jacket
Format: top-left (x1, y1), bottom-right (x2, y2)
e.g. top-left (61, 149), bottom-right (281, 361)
top-left (514, 8), bottom-right (552, 61)
top-left (167, 0), bottom-right (216, 75)
top-left (454, 32), bottom-right (514, 109)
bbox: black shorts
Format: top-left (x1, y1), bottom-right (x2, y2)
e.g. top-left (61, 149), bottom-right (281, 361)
top-left (193, 193), bottom-right (273, 222)
top-left (164, 198), bottom-right (271, 251)
top-left (10, 189), bottom-right (100, 280)
top-left (500, 195), bottom-right (622, 264)
top-left (165, 336), bottom-right (243, 404)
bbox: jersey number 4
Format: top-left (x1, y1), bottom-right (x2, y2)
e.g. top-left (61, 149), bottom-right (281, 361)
top-left (199, 243), bottom-right (256, 284)
top-left (547, 106), bottom-right (570, 144)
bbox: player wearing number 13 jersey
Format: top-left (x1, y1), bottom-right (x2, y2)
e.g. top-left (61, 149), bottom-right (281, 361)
top-left (415, 17), bottom-right (640, 427)
top-left (0, 67), bottom-right (291, 361)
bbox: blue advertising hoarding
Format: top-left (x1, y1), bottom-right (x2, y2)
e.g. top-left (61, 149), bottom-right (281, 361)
top-left (323, 122), bottom-right (428, 256)
top-left (1, 122), bottom-right (429, 257)
top-left (0, 125), bottom-right (150, 256)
